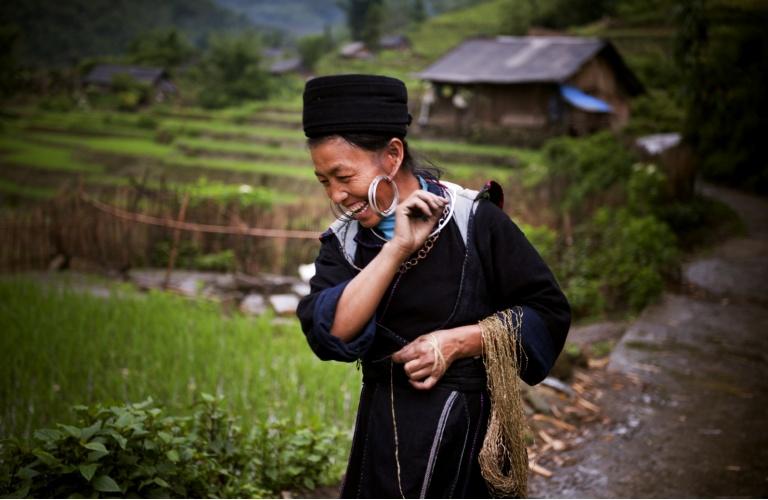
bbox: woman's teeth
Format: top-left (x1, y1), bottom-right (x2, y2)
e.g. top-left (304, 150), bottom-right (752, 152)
top-left (348, 202), bottom-right (368, 215)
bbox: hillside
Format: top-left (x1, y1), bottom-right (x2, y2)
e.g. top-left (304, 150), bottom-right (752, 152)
top-left (0, 0), bottom-right (254, 66)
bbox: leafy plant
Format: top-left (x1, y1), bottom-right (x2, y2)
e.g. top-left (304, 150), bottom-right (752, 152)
top-left (0, 395), bottom-right (343, 498)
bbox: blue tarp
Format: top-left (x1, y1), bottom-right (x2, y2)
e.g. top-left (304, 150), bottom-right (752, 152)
top-left (560, 85), bottom-right (613, 113)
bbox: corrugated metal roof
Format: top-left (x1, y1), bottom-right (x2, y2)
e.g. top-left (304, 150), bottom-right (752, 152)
top-left (84, 65), bottom-right (166, 85)
top-left (417, 36), bottom-right (606, 84)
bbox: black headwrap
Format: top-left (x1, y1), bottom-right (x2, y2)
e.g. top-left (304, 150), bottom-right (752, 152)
top-left (302, 74), bottom-right (412, 138)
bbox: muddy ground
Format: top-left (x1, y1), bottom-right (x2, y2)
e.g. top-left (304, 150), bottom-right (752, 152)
top-left (529, 183), bottom-right (768, 498)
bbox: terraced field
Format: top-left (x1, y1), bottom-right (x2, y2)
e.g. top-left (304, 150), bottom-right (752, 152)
top-left (1, 103), bottom-right (537, 213)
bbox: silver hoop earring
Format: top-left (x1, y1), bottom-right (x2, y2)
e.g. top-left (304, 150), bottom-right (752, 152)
top-left (330, 200), bottom-right (354, 222)
top-left (368, 175), bottom-right (399, 217)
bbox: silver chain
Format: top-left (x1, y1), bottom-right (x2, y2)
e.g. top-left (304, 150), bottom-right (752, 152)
top-left (398, 202), bottom-right (450, 274)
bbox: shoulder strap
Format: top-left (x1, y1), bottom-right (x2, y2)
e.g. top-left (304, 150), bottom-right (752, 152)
top-left (440, 181), bottom-right (480, 247)
top-left (329, 218), bottom-right (359, 269)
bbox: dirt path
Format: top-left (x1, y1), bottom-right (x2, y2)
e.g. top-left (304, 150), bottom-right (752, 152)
top-left (529, 183), bottom-right (768, 498)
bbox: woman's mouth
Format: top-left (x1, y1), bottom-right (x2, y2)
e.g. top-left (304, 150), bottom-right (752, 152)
top-left (345, 201), bottom-right (369, 217)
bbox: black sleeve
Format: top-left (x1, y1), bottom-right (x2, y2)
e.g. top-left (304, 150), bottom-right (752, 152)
top-left (296, 233), bottom-right (378, 362)
top-left (473, 200), bottom-right (571, 385)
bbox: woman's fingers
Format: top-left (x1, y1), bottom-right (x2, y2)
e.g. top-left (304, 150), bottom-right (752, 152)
top-left (410, 375), bottom-right (439, 391)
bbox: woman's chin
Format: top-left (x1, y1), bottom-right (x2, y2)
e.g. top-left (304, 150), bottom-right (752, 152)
top-left (355, 209), bottom-right (380, 228)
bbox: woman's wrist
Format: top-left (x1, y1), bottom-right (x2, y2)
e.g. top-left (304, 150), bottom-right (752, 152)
top-left (382, 240), bottom-right (411, 262)
top-left (441, 324), bottom-right (483, 363)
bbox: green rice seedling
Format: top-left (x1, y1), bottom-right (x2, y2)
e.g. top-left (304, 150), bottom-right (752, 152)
top-left (0, 135), bottom-right (104, 174)
top-left (176, 137), bottom-right (308, 162)
top-left (0, 277), bottom-right (361, 441)
top-left (0, 178), bottom-right (58, 200)
top-left (159, 119), bottom-right (303, 141)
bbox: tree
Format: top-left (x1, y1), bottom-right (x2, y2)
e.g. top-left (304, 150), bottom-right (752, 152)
top-left (297, 28), bottom-right (335, 72)
top-left (411, 0), bottom-right (427, 25)
top-left (194, 32), bottom-right (272, 109)
top-left (674, 0), bottom-right (768, 193)
top-left (338, 0), bottom-right (383, 42)
top-left (361, 1), bottom-right (384, 50)
top-left (128, 28), bottom-right (196, 69)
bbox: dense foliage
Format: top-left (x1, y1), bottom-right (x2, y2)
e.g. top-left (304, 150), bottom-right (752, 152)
top-left (542, 132), bottom-right (681, 317)
top-left (0, 395), bottom-right (342, 498)
top-left (674, 0), bottom-right (768, 194)
top-left (190, 32), bottom-right (273, 109)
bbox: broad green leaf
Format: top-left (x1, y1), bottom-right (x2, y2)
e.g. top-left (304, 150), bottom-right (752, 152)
top-left (200, 393), bottom-right (215, 403)
top-left (58, 424), bottom-right (81, 439)
top-left (32, 449), bottom-right (60, 466)
top-left (87, 450), bottom-right (109, 462)
top-left (92, 474), bottom-right (121, 493)
top-left (157, 431), bottom-right (172, 443)
top-left (115, 412), bottom-right (133, 428)
top-left (104, 430), bottom-right (127, 450)
top-left (154, 478), bottom-right (170, 488)
top-left (33, 428), bottom-right (63, 443)
top-left (80, 421), bottom-right (102, 441)
top-left (16, 467), bottom-right (39, 480)
top-left (79, 464), bottom-right (99, 482)
top-left (83, 441), bottom-right (108, 453)
top-left (166, 449), bottom-right (179, 463)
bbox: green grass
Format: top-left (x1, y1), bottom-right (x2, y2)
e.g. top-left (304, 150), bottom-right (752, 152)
top-left (0, 135), bottom-right (104, 174)
top-left (409, 0), bottom-right (510, 61)
top-left (176, 137), bottom-right (309, 161)
top-left (160, 118), bottom-right (303, 141)
top-left (411, 138), bottom-right (540, 163)
top-left (35, 133), bottom-right (176, 158)
top-left (0, 178), bottom-right (58, 199)
top-left (162, 156), bottom-right (315, 180)
top-left (0, 277), bottom-right (360, 441)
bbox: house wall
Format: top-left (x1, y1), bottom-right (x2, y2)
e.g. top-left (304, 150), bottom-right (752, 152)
top-left (568, 53), bottom-right (632, 128)
top-left (421, 82), bottom-right (564, 145)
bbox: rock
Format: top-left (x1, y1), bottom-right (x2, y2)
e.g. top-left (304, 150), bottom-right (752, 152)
top-left (298, 263), bottom-right (316, 282)
top-left (214, 273), bottom-right (238, 291)
top-left (291, 282), bottom-right (311, 297)
top-left (269, 294), bottom-right (300, 315)
top-left (175, 277), bottom-right (201, 297)
top-left (240, 294), bottom-right (267, 315)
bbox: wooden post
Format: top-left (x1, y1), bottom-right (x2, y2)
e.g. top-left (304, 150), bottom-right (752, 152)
top-left (163, 192), bottom-right (190, 290)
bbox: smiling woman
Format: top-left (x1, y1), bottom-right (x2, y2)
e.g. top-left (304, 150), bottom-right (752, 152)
top-left (295, 74), bottom-right (571, 498)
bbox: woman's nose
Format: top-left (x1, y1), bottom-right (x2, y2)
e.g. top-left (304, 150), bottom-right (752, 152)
top-left (329, 186), bottom-right (347, 205)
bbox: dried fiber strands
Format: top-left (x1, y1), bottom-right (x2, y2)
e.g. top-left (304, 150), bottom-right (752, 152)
top-left (479, 306), bottom-right (529, 498)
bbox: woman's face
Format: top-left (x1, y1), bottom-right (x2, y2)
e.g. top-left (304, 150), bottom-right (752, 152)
top-left (310, 137), bottom-right (398, 228)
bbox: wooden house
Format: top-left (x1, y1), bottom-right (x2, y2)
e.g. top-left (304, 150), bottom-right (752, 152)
top-left (83, 64), bottom-right (176, 102)
top-left (416, 36), bottom-right (643, 144)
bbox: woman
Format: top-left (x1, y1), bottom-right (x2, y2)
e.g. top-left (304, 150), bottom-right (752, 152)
top-left (296, 74), bottom-right (570, 498)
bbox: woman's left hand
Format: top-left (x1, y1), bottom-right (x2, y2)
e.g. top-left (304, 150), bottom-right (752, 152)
top-left (392, 332), bottom-right (451, 390)
top-left (392, 324), bottom-right (484, 390)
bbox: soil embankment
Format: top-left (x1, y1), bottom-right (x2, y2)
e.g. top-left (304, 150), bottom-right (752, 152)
top-left (530, 183), bottom-right (768, 497)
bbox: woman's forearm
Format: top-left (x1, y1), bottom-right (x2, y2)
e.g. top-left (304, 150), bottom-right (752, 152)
top-left (330, 241), bottom-right (408, 342)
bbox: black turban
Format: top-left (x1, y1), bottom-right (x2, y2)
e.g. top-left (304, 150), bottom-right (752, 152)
top-left (302, 74), bottom-right (412, 138)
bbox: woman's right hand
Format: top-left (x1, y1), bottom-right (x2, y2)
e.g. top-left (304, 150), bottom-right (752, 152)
top-left (388, 190), bottom-right (447, 258)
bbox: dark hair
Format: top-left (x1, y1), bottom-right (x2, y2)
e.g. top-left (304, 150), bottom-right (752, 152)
top-left (307, 133), bottom-right (442, 180)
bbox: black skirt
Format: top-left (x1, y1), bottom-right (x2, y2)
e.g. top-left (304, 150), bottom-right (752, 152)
top-left (340, 358), bottom-right (493, 499)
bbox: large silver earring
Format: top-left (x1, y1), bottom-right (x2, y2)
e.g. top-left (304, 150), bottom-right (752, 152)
top-left (330, 200), bottom-right (354, 222)
top-left (368, 175), bottom-right (399, 217)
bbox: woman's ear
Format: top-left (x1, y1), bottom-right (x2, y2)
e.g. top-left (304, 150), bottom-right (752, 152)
top-left (384, 138), bottom-right (405, 177)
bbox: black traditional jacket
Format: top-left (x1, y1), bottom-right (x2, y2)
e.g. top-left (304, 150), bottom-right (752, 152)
top-left (296, 181), bottom-right (570, 498)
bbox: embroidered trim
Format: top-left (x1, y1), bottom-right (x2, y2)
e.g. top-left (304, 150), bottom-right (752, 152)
top-left (419, 391), bottom-right (459, 498)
